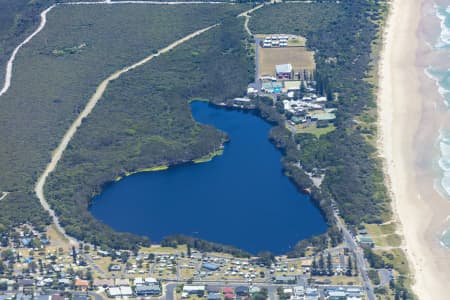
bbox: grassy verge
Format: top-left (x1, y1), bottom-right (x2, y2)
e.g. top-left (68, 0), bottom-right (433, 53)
top-left (193, 149), bottom-right (224, 163)
top-left (293, 124), bottom-right (336, 138)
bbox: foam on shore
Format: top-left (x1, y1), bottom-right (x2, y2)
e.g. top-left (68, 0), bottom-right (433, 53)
top-left (427, 3), bottom-right (450, 249)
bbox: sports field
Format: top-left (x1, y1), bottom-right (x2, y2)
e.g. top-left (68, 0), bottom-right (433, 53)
top-left (258, 46), bottom-right (315, 77)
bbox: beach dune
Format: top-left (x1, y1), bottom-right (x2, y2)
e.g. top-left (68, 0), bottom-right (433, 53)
top-left (379, 0), bottom-right (450, 299)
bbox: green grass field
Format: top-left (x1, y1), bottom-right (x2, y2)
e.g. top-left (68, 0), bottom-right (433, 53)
top-left (0, 3), bottom-right (249, 233)
top-left (293, 124), bottom-right (336, 138)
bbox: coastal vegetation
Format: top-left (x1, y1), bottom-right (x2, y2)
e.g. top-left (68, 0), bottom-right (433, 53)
top-left (250, 1), bottom-right (414, 297)
top-left (0, 0), bottom-right (54, 83)
top-left (250, 1), bottom-right (390, 227)
top-left (0, 4), bottom-right (249, 236)
top-left (44, 16), bottom-right (253, 249)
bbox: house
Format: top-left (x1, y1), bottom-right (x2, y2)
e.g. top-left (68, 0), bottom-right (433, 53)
top-left (17, 279), bottom-right (34, 288)
top-left (223, 287), bottom-right (234, 294)
top-left (133, 277), bottom-right (144, 286)
top-left (107, 286), bottom-right (133, 298)
top-left (57, 278), bottom-right (71, 287)
top-left (74, 279), bottom-right (89, 291)
top-left (108, 287), bottom-right (122, 298)
top-left (222, 287), bottom-right (235, 299)
top-left (247, 86), bottom-right (258, 95)
top-left (135, 284), bottom-right (161, 296)
top-left (276, 64), bottom-right (293, 80)
top-left (293, 286), bottom-right (305, 297)
top-left (207, 293), bottom-right (222, 300)
top-left (183, 285), bottom-right (205, 297)
top-left (93, 278), bottom-right (114, 289)
top-left (119, 286), bottom-right (133, 297)
top-left (115, 278), bottom-right (129, 286)
top-left (202, 263), bottom-right (220, 271)
top-left (21, 238), bottom-right (32, 247)
top-left (235, 286), bottom-right (248, 296)
top-left (328, 290), bottom-right (347, 300)
top-left (207, 286), bottom-right (221, 294)
top-left (144, 277), bottom-right (158, 284)
top-left (305, 288), bottom-right (319, 299)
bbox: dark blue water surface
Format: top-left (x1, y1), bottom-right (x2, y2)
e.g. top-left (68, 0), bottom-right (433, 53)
top-left (90, 102), bottom-right (327, 254)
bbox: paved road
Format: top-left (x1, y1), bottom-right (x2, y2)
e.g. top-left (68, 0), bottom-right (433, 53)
top-left (80, 253), bottom-right (107, 276)
top-left (254, 38), bottom-right (262, 91)
top-left (333, 209), bottom-right (375, 300)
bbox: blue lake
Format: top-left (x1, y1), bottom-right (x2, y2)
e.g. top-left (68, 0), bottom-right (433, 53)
top-left (90, 101), bottom-right (327, 254)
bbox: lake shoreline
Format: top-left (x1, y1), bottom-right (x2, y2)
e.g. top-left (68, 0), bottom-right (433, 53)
top-left (91, 101), bottom-right (327, 254)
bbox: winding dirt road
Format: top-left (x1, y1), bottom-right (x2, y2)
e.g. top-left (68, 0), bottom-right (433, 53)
top-left (0, 0), bottom-right (269, 243)
top-left (33, 24), bottom-right (218, 244)
top-left (0, 5), bottom-right (55, 97)
top-left (238, 3), bottom-right (264, 36)
top-left (0, 1), bottom-right (227, 98)
top-left (0, 192), bottom-right (9, 201)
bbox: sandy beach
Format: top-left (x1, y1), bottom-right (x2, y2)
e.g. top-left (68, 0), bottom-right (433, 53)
top-left (379, 0), bottom-right (450, 299)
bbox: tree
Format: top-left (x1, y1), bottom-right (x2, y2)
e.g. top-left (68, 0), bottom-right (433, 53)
top-left (72, 246), bottom-right (77, 263)
top-left (346, 256), bottom-right (352, 276)
top-left (318, 253), bottom-right (325, 274)
top-left (120, 251), bottom-right (130, 263)
top-left (311, 257), bottom-right (318, 276)
top-left (187, 244), bottom-right (192, 257)
top-left (257, 251), bottom-right (275, 266)
top-left (327, 253), bottom-right (333, 276)
top-left (29, 261), bottom-right (37, 274)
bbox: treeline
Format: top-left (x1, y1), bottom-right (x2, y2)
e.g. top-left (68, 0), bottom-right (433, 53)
top-left (0, 0), bottom-right (57, 231)
top-left (161, 235), bottom-right (251, 258)
top-left (0, 3), bottom-right (249, 248)
top-left (45, 17), bottom-right (253, 249)
top-left (249, 97), bottom-right (343, 258)
top-left (250, 1), bottom-right (390, 227)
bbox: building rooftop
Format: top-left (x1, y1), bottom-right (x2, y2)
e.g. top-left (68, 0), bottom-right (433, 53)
top-left (311, 112), bottom-right (336, 121)
top-left (276, 64), bottom-right (293, 74)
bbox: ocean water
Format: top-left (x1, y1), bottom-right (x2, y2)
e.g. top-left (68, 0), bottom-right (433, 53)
top-left (90, 102), bottom-right (327, 254)
top-left (427, 3), bottom-right (450, 248)
top-left (435, 5), bottom-right (450, 48)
